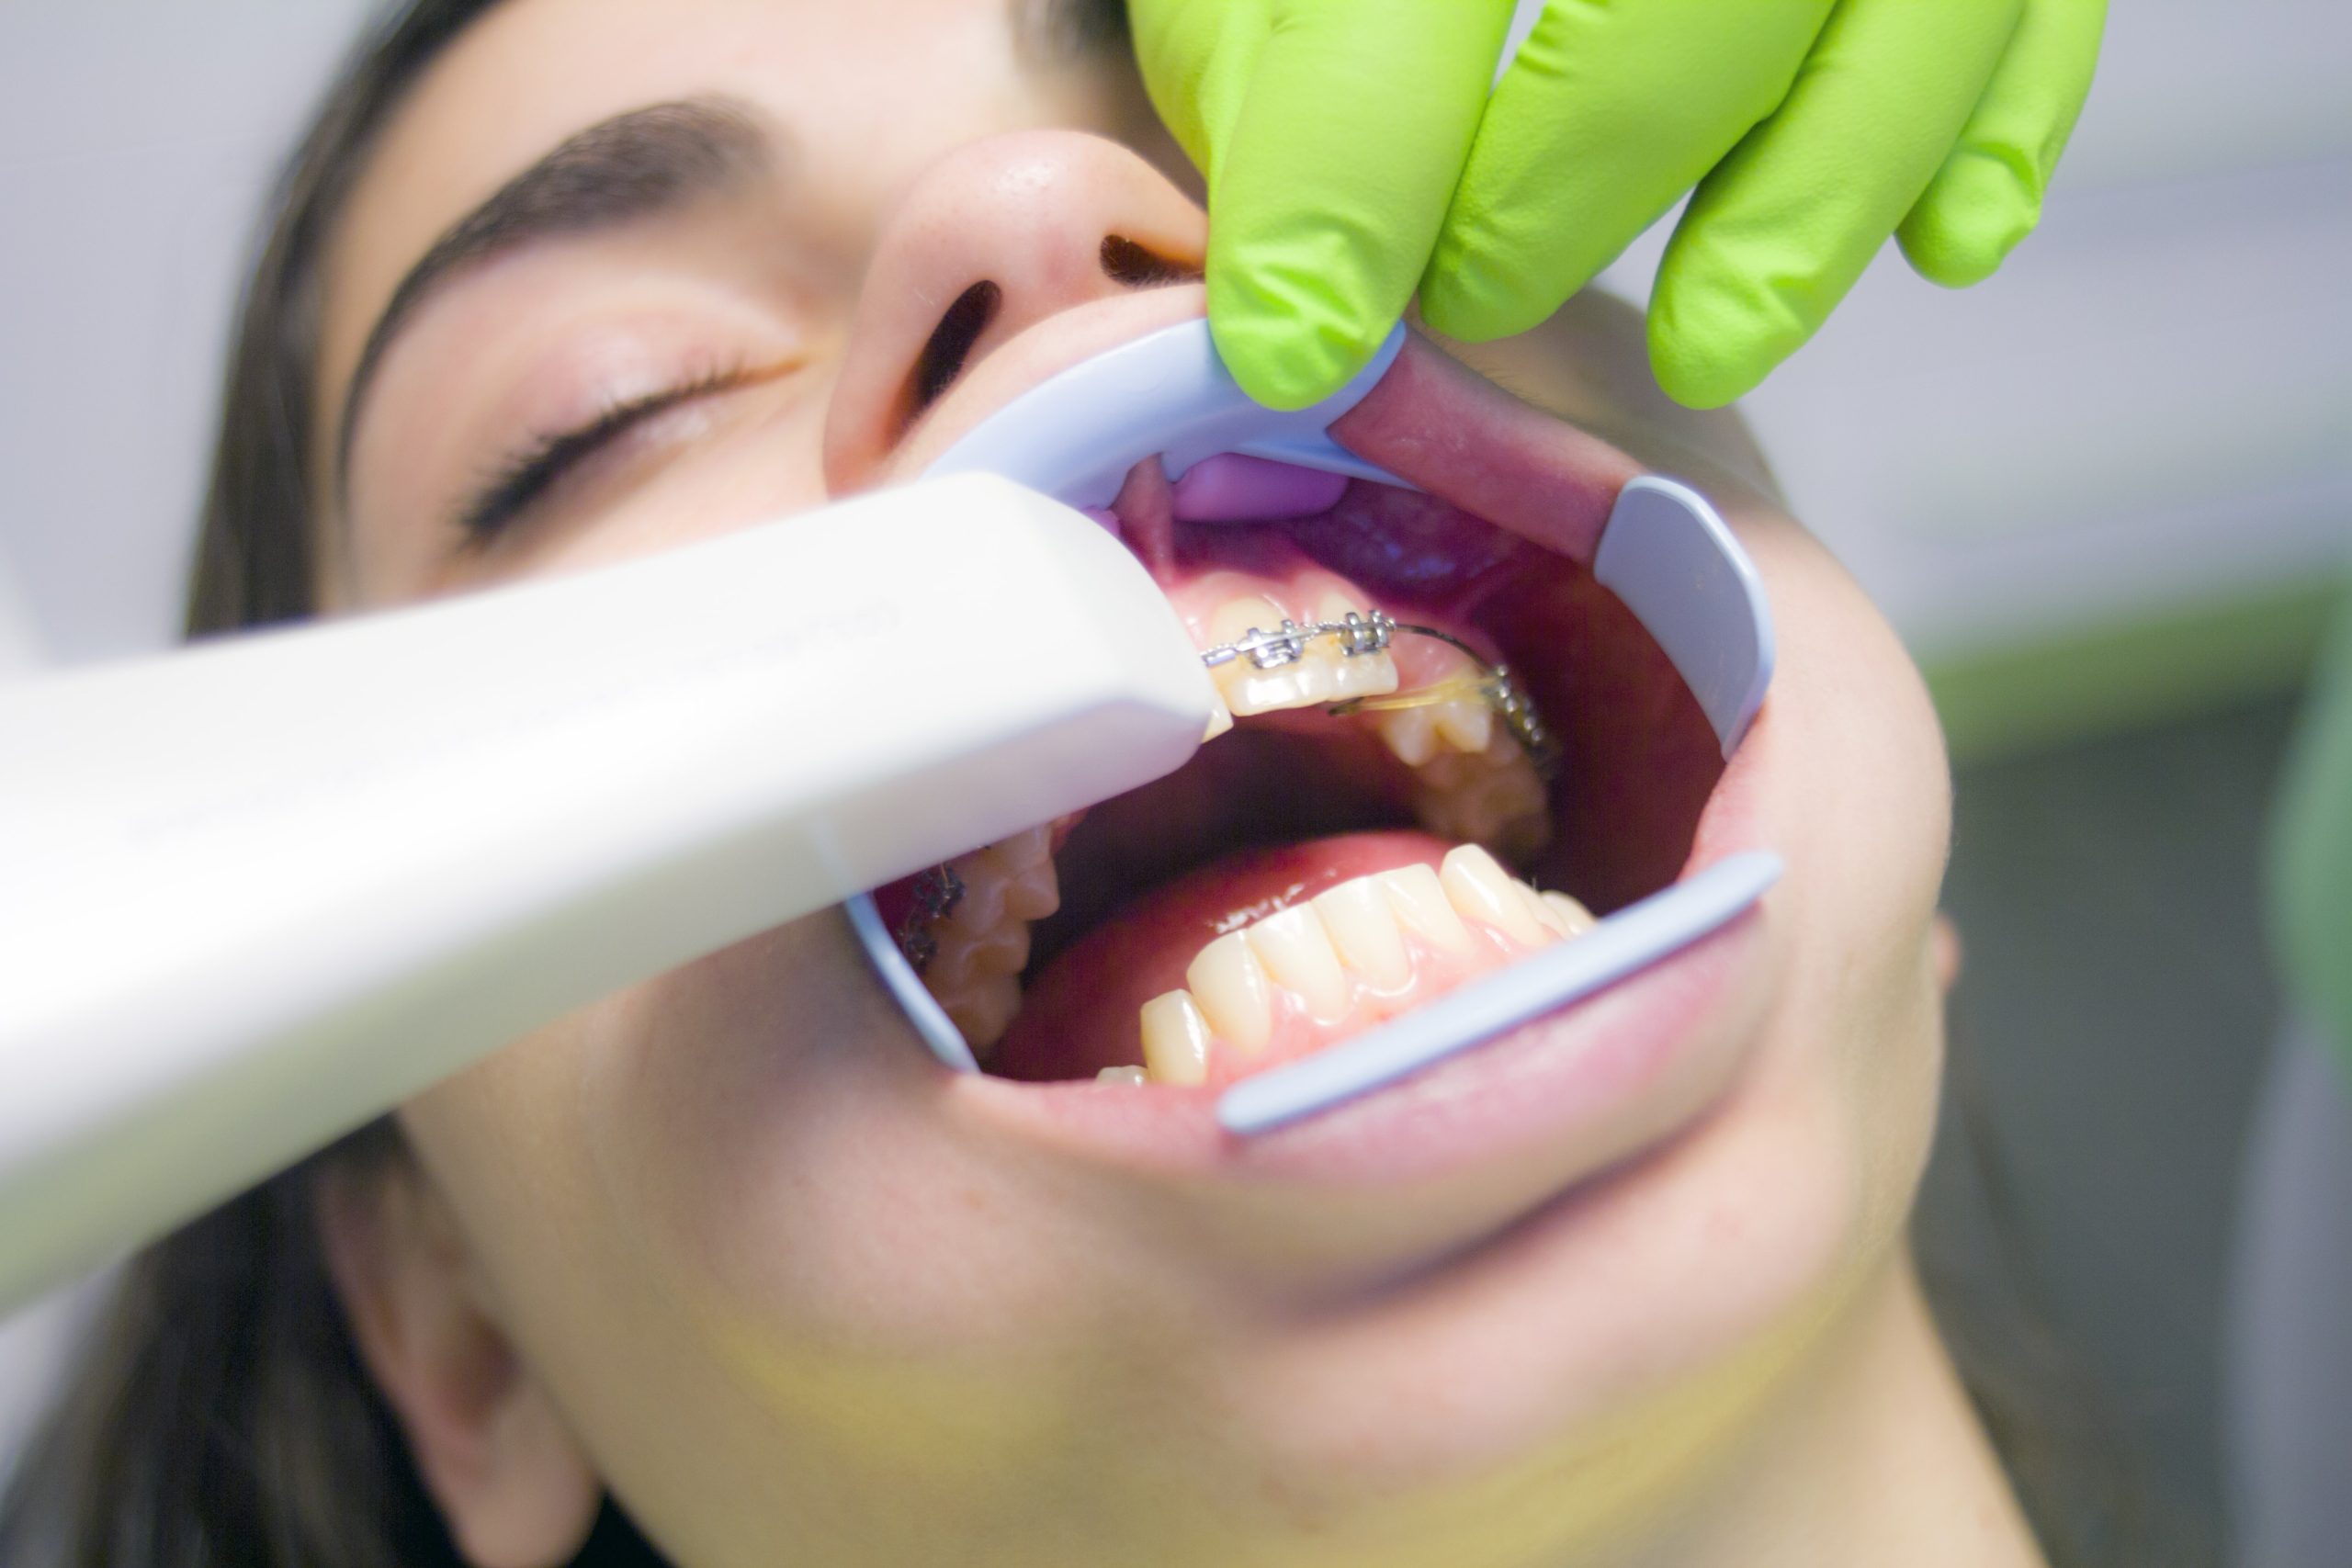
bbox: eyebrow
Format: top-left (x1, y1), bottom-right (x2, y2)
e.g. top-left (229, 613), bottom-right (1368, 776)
top-left (334, 95), bottom-right (772, 489)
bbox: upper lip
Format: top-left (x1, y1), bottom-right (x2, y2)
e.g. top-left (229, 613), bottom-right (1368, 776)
top-left (878, 281), bottom-right (1649, 573)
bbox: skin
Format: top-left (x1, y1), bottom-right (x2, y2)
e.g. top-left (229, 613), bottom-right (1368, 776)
top-left (307, 3), bottom-right (2041, 1565)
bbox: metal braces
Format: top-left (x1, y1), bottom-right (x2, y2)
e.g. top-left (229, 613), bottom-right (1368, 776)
top-left (1197, 608), bottom-right (1395, 671)
top-left (1197, 611), bottom-right (1556, 776)
top-left (894, 863), bottom-right (965, 973)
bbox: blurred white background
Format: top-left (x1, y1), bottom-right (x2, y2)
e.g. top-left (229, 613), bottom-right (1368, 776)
top-left (3, 0), bottom-right (2349, 1522)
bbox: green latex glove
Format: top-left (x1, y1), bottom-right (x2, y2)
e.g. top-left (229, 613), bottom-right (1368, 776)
top-left (1133, 0), bottom-right (2107, 411)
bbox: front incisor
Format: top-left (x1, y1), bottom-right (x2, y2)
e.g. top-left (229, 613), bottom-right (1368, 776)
top-left (1185, 931), bottom-right (1275, 1053)
top-left (1244, 906), bottom-right (1350, 1022)
top-left (1204, 594), bottom-right (1398, 716)
top-left (1377, 863), bottom-right (1476, 956)
top-left (1311, 877), bottom-right (1413, 989)
top-left (1317, 592), bottom-right (1401, 701)
top-left (1139, 991), bottom-right (1214, 1086)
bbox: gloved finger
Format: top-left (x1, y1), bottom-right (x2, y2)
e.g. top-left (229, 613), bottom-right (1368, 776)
top-left (1126, 0), bottom-right (1259, 179)
top-left (1647, 0), bottom-right (2027, 409)
top-left (1204, 0), bottom-right (1517, 410)
top-left (1421, 0), bottom-right (1836, 344)
top-left (1898, 0), bottom-right (2109, 287)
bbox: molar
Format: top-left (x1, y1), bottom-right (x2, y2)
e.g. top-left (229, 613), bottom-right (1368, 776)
top-left (909, 827), bottom-right (1061, 1054)
top-left (973, 828), bottom-right (1060, 921)
top-left (922, 918), bottom-right (1027, 992)
top-left (939, 974), bottom-right (1022, 1053)
top-left (1410, 732), bottom-right (1551, 865)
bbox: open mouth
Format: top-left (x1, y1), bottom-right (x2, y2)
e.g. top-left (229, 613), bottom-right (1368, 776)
top-left (855, 321), bottom-right (1775, 1135)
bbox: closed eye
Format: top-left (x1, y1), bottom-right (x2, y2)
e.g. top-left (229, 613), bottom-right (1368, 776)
top-left (454, 361), bottom-right (786, 546)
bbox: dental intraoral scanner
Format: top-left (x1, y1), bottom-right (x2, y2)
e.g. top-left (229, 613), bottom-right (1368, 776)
top-left (0, 474), bottom-right (1216, 1308)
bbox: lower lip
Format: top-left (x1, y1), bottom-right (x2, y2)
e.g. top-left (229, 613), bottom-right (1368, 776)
top-left (955, 740), bottom-right (1778, 1191)
top-left (962, 898), bottom-right (1766, 1191)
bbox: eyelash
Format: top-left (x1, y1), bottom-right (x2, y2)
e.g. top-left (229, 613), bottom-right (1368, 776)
top-left (455, 362), bottom-right (765, 545)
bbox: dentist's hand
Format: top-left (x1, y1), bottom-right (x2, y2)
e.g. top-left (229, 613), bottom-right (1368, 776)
top-left (1132, 0), bottom-right (2106, 411)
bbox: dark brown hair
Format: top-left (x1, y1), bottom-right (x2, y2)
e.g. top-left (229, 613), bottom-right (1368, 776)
top-left (0, 1), bottom-right (2170, 1563)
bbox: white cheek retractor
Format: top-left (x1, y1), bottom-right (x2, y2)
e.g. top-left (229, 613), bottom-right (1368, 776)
top-left (0, 475), bottom-right (1217, 1308)
top-left (846, 319), bottom-right (1781, 1130)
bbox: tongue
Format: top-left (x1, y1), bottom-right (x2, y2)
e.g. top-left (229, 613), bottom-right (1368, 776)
top-left (994, 829), bottom-right (1461, 1082)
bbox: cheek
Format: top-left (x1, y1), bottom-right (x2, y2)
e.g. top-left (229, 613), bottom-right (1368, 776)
top-left (575, 916), bottom-right (1121, 1357)
top-left (1664, 506), bottom-right (1956, 1324)
top-left (560, 914), bottom-right (1224, 1495)
top-left (1565, 930), bottom-right (1945, 1457)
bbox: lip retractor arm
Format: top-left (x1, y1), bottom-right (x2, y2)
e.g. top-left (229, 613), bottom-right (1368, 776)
top-left (0, 473), bottom-right (1216, 1310)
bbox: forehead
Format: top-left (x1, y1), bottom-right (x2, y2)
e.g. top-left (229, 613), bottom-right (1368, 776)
top-left (316, 0), bottom-right (1104, 468)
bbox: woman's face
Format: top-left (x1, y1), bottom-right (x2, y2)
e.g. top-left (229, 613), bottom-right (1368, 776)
top-left (317, 2), bottom-right (1955, 1564)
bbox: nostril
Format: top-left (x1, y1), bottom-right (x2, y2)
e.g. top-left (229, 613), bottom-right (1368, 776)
top-left (1099, 234), bottom-right (1202, 289)
top-left (906, 279), bottom-right (1001, 422)
top-left (888, 240), bottom-right (1199, 439)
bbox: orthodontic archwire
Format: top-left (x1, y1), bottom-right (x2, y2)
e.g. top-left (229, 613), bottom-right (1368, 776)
top-left (1196, 609), bottom-right (1557, 777)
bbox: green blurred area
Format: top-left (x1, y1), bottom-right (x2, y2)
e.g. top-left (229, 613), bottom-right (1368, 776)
top-left (1925, 577), bottom-right (2348, 765)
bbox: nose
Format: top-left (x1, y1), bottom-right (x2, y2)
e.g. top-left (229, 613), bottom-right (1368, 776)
top-left (823, 130), bottom-right (1204, 490)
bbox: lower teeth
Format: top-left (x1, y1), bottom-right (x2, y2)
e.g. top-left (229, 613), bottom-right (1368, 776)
top-left (1129, 845), bottom-right (1591, 1087)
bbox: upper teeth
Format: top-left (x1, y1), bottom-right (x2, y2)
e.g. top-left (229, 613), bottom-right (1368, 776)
top-left (1202, 595), bottom-right (1401, 718)
top-left (1196, 593), bottom-right (1555, 779)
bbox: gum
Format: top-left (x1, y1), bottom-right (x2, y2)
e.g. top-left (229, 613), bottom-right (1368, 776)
top-left (1107, 454), bottom-right (1518, 692)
